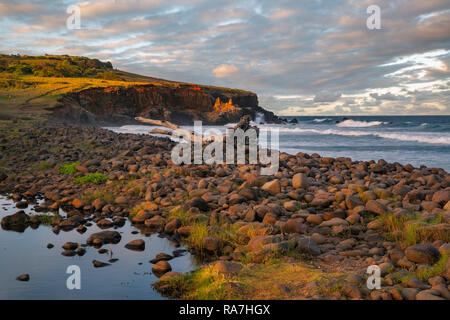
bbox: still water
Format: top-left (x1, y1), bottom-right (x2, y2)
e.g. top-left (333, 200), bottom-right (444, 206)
top-left (0, 195), bottom-right (198, 299)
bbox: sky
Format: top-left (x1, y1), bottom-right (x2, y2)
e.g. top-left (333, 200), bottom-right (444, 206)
top-left (0, 0), bottom-right (449, 115)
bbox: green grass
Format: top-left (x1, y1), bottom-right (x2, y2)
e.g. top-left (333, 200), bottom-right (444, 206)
top-left (35, 214), bottom-right (62, 226)
top-left (73, 173), bottom-right (108, 184)
top-left (58, 162), bottom-right (80, 174)
top-left (80, 188), bottom-right (115, 203)
top-left (168, 207), bottom-right (190, 225)
top-left (154, 259), bottom-right (344, 300)
top-left (415, 254), bottom-right (449, 281)
top-left (377, 212), bottom-right (449, 247)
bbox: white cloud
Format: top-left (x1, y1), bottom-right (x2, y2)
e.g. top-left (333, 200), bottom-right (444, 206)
top-left (212, 64), bottom-right (239, 78)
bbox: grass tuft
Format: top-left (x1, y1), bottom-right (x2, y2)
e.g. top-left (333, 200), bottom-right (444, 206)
top-left (73, 173), bottom-right (108, 184)
top-left (58, 162), bottom-right (80, 174)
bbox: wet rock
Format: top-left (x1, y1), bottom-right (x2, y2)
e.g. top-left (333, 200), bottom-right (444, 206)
top-left (92, 260), bottom-right (110, 268)
top-left (87, 231), bottom-right (121, 245)
top-left (16, 201), bottom-right (28, 209)
top-left (150, 253), bottom-right (173, 264)
top-left (1, 210), bottom-right (29, 229)
top-left (405, 244), bottom-right (440, 265)
top-left (96, 219), bottom-right (113, 228)
top-left (159, 271), bottom-right (181, 280)
top-left (173, 249), bottom-right (187, 257)
top-left (47, 243), bottom-right (54, 249)
top-left (61, 250), bottom-right (76, 257)
top-left (62, 242), bottom-right (78, 250)
top-left (77, 225), bottom-right (87, 233)
top-left (144, 215), bottom-right (165, 228)
top-left (132, 210), bottom-right (156, 224)
top-left (152, 261), bottom-right (172, 275)
top-left (16, 274), bottom-right (29, 281)
top-left (125, 239), bottom-right (145, 251)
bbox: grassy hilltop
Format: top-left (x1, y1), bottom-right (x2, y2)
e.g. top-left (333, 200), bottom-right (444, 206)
top-left (0, 54), bottom-right (250, 121)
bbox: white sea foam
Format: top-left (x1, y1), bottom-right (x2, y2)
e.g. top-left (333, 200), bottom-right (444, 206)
top-left (313, 118), bottom-right (331, 123)
top-left (336, 119), bottom-right (389, 127)
top-left (258, 126), bottom-right (450, 145)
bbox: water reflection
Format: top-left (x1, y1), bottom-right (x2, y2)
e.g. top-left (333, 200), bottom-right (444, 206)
top-left (0, 195), bottom-right (198, 299)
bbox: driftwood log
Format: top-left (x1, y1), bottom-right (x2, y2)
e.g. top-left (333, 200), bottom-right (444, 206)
top-left (135, 115), bottom-right (259, 144)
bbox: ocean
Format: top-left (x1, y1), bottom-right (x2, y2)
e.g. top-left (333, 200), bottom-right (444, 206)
top-left (105, 115), bottom-right (450, 172)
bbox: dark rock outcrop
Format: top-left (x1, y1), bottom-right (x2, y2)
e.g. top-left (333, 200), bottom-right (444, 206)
top-left (51, 84), bottom-right (280, 125)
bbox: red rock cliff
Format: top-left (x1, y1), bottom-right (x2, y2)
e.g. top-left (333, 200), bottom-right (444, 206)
top-left (52, 84), bottom-right (279, 125)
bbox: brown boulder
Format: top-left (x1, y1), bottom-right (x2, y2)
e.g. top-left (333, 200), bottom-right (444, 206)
top-left (125, 239), bottom-right (145, 251)
top-left (282, 219), bottom-right (306, 234)
top-left (365, 200), bottom-right (388, 215)
top-left (346, 195), bottom-right (363, 210)
top-left (432, 190), bottom-right (450, 206)
top-left (213, 261), bottom-right (242, 275)
top-left (261, 180), bottom-right (281, 196)
top-left (405, 244), bottom-right (440, 265)
top-left (292, 173), bottom-right (309, 189)
top-left (152, 261), bottom-right (172, 275)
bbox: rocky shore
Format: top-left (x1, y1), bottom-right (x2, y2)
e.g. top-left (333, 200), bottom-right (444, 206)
top-left (0, 119), bottom-right (449, 300)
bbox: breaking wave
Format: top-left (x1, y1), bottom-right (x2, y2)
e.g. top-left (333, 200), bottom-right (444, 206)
top-left (336, 119), bottom-right (389, 127)
top-left (259, 126), bottom-right (450, 145)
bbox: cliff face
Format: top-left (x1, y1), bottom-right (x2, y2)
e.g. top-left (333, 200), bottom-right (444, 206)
top-left (52, 84), bottom-right (279, 125)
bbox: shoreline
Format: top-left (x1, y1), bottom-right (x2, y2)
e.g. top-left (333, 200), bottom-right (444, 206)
top-left (103, 118), bottom-right (450, 172)
top-left (0, 119), bottom-right (449, 300)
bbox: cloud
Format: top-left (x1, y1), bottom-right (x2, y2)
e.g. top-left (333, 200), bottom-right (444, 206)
top-left (313, 92), bottom-right (342, 103)
top-left (370, 92), bottom-right (403, 101)
top-left (212, 64), bottom-right (239, 78)
top-left (0, 0), bottom-right (449, 115)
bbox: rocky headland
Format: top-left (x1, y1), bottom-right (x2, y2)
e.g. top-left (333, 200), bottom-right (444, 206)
top-left (52, 84), bottom-right (280, 126)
